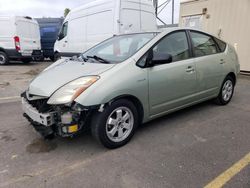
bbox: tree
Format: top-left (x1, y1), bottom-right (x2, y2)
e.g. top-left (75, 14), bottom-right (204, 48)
top-left (64, 8), bottom-right (70, 17)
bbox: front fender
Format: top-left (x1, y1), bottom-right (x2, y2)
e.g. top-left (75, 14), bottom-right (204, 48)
top-left (74, 61), bottom-right (150, 122)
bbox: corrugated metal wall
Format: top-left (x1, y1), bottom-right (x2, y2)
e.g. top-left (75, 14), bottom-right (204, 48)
top-left (179, 0), bottom-right (250, 72)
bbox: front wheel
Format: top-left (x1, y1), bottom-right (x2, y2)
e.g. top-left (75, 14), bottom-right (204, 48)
top-left (91, 99), bottom-right (139, 149)
top-left (53, 53), bottom-right (61, 62)
top-left (0, 52), bottom-right (9, 65)
top-left (49, 56), bottom-right (55, 62)
top-left (215, 76), bottom-right (235, 105)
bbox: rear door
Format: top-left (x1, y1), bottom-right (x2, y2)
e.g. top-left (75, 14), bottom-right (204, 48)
top-left (29, 22), bottom-right (41, 50)
top-left (16, 19), bottom-right (33, 55)
top-left (189, 30), bottom-right (225, 98)
top-left (148, 31), bottom-right (197, 117)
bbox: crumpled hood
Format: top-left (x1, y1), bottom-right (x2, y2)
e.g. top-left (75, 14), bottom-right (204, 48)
top-left (28, 60), bottom-right (115, 97)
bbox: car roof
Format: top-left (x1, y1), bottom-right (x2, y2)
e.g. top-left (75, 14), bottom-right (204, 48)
top-left (114, 27), bottom-right (207, 36)
top-left (114, 27), bottom-right (223, 42)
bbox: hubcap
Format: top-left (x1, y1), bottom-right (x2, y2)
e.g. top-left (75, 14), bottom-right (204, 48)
top-left (0, 54), bottom-right (5, 64)
top-left (222, 80), bottom-right (233, 102)
top-left (106, 107), bottom-right (134, 142)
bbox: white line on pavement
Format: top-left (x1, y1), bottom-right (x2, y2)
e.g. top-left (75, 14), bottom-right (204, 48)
top-left (0, 96), bottom-right (20, 101)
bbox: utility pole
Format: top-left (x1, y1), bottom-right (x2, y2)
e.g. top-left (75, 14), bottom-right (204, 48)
top-left (153, 0), bottom-right (175, 25)
top-left (172, 0), bottom-right (174, 24)
top-left (153, 0), bottom-right (158, 15)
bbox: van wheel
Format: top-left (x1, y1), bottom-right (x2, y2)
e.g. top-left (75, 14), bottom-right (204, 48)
top-left (49, 56), bottom-right (55, 62)
top-left (22, 58), bottom-right (32, 64)
top-left (53, 53), bottom-right (61, 61)
top-left (91, 99), bottom-right (139, 149)
top-left (215, 76), bottom-right (235, 105)
top-left (33, 56), bottom-right (44, 62)
top-left (0, 52), bottom-right (9, 65)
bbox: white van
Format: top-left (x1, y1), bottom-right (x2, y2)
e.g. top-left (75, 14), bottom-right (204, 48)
top-left (0, 16), bottom-right (42, 65)
top-left (54, 0), bottom-right (157, 58)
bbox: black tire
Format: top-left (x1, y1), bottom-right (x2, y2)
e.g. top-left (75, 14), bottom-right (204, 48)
top-left (0, 51), bottom-right (9, 65)
top-left (91, 99), bottom-right (139, 149)
top-left (33, 56), bottom-right (44, 62)
top-left (22, 58), bottom-right (32, 64)
top-left (53, 53), bottom-right (61, 62)
top-left (49, 56), bottom-right (55, 62)
top-left (215, 75), bottom-right (235, 105)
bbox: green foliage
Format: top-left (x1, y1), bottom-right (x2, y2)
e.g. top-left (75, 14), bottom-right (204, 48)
top-left (64, 8), bottom-right (70, 17)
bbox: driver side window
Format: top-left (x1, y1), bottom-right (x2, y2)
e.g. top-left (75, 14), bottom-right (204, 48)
top-left (58, 22), bottom-right (68, 40)
top-left (153, 31), bottom-right (190, 62)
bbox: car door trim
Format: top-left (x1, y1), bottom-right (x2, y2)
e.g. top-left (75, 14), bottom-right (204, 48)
top-left (150, 88), bottom-right (218, 119)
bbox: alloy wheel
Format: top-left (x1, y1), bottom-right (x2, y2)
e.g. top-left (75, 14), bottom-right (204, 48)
top-left (106, 107), bottom-right (134, 143)
top-left (222, 80), bottom-right (233, 102)
top-left (0, 54), bottom-right (5, 65)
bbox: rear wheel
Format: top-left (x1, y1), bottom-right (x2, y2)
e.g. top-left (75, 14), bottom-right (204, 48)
top-left (91, 99), bottom-right (139, 149)
top-left (215, 76), bottom-right (235, 105)
top-left (33, 56), bottom-right (44, 62)
top-left (49, 56), bottom-right (55, 62)
top-left (53, 53), bottom-right (61, 62)
top-left (0, 51), bottom-right (9, 65)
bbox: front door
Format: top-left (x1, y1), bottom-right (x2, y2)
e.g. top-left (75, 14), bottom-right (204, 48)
top-left (56, 22), bottom-right (69, 54)
top-left (148, 31), bottom-right (197, 117)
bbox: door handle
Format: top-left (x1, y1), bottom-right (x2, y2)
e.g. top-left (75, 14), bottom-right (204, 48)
top-left (186, 66), bottom-right (195, 73)
top-left (220, 59), bottom-right (225, 64)
top-left (64, 41), bottom-right (68, 43)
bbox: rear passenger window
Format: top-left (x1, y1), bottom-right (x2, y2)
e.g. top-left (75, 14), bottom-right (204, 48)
top-left (153, 31), bottom-right (190, 62)
top-left (214, 37), bottom-right (227, 52)
top-left (190, 31), bottom-right (219, 57)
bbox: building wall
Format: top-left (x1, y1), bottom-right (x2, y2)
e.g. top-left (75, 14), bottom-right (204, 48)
top-left (179, 0), bottom-right (250, 71)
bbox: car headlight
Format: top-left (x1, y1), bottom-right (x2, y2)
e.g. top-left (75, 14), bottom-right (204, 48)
top-left (47, 76), bottom-right (99, 105)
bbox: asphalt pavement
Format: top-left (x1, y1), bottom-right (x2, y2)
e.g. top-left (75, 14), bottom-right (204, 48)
top-left (0, 62), bottom-right (250, 188)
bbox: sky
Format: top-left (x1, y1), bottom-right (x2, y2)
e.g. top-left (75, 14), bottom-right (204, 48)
top-left (0, 0), bottom-right (180, 24)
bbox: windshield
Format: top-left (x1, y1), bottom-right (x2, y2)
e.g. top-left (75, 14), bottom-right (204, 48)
top-left (81, 33), bottom-right (158, 64)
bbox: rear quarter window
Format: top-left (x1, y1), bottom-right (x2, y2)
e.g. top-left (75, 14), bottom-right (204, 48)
top-left (190, 31), bottom-right (220, 57)
top-left (214, 37), bottom-right (227, 52)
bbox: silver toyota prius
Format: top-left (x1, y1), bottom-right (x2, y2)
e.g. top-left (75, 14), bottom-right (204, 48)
top-left (21, 28), bottom-right (240, 148)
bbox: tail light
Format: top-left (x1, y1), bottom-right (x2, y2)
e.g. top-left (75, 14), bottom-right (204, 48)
top-left (14, 36), bottom-right (21, 52)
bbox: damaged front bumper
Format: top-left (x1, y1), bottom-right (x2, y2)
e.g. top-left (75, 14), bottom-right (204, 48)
top-left (21, 92), bottom-right (95, 138)
top-left (22, 97), bottom-right (56, 126)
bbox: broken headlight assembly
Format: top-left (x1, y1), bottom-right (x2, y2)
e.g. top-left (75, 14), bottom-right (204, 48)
top-left (47, 76), bottom-right (99, 105)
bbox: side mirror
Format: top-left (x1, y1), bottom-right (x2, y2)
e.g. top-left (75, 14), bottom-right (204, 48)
top-left (58, 33), bottom-right (64, 40)
top-left (152, 52), bottom-right (172, 65)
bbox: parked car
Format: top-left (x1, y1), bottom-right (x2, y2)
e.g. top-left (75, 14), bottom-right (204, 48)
top-left (35, 18), bottom-right (64, 61)
top-left (0, 16), bottom-right (42, 65)
top-left (54, 0), bottom-right (157, 59)
top-left (21, 28), bottom-right (240, 148)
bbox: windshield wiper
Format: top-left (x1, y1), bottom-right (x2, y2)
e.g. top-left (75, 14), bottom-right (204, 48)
top-left (70, 55), bottom-right (88, 62)
top-left (87, 55), bottom-right (110, 64)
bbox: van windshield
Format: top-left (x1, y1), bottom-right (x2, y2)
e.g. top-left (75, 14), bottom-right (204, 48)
top-left (81, 33), bottom-right (158, 64)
